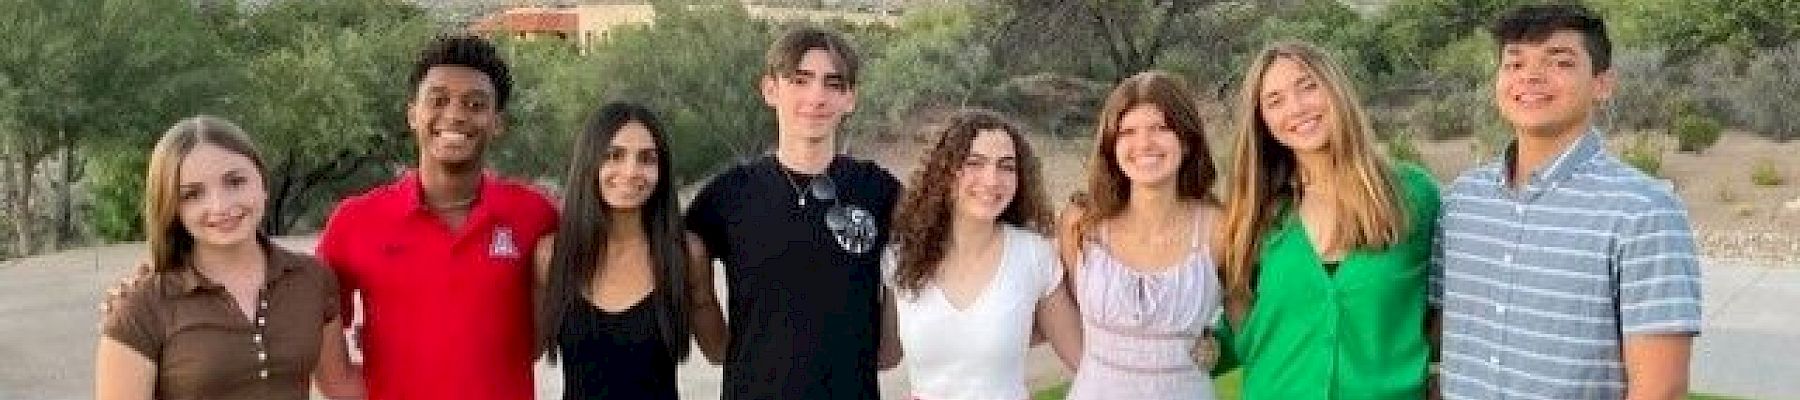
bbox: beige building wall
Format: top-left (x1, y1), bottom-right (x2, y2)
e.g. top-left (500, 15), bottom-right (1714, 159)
top-left (573, 4), bottom-right (657, 48)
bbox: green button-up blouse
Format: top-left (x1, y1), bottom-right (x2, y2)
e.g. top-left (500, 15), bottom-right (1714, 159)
top-left (1217, 163), bottom-right (1441, 400)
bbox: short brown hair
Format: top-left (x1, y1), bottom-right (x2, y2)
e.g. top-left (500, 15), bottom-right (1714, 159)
top-left (144, 115), bottom-right (269, 272)
top-left (763, 26), bottom-right (860, 87)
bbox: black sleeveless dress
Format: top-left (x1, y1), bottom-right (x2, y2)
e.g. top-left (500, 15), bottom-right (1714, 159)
top-left (557, 292), bottom-right (678, 400)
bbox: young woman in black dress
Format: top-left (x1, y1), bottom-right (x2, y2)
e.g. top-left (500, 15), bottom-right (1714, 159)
top-left (534, 102), bottom-right (691, 399)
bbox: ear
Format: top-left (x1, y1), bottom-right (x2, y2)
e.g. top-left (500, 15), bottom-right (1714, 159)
top-left (759, 75), bottom-right (780, 108)
top-left (1591, 68), bottom-right (1617, 103)
top-left (404, 98), bottom-right (427, 137)
top-left (492, 111), bottom-right (507, 139)
top-left (843, 87), bottom-right (857, 114)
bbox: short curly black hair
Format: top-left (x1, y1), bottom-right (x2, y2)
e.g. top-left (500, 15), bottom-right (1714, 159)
top-left (1490, 4), bottom-right (1611, 73)
top-left (409, 34), bottom-right (512, 110)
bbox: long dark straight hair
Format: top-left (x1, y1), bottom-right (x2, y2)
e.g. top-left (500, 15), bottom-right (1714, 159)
top-left (536, 102), bottom-right (690, 363)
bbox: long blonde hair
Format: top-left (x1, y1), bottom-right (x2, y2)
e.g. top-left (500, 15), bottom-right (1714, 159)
top-left (1074, 70), bottom-right (1219, 239)
top-left (1216, 41), bottom-right (1404, 321)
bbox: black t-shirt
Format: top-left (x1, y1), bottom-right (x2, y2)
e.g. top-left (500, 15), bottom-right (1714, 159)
top-left (685, 155), bottom-right (901, 400)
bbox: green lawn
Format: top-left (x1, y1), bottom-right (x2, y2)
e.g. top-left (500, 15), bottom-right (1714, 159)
top-left (1032, 374), bottom-right (1750, 400)
top-left (1031, 371), bottom-right (1241, 399)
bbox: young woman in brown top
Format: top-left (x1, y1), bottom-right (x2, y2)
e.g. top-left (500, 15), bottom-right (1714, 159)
top-left (94, 116), bottom-right (362, 400)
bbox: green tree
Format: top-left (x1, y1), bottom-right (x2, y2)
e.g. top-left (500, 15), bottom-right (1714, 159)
top-left (854, 3), bottom-right (1005, 136)
top-left (989, 0), bottom-right (1280, 87)
top-left (1, 0), bottom-right (226, 252)
top-left (82, 0), bottom-right (437, 239)
top-left (586, 0), bottom-right (777, 181)
top-left (492, 39), bottom-right (602, 185)
top-left (232, 22), bottom-right (433, 235)
top-left (1647, 0), bottom-right (1800, 62)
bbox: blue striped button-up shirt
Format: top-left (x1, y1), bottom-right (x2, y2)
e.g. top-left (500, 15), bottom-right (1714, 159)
top-left (1432, 130), bottom-right (1703, 400)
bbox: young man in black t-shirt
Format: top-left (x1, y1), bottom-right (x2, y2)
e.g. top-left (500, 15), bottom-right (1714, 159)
top-left (684, 27), bottom-right (902, 400)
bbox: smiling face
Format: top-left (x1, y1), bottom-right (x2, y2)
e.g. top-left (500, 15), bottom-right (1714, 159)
top-left (1257, 56), bottom-right (1338, 155)
top-left (595, 121), bottom-right (661, 210)
top-left (1112, 105), bottom-right (1187, 188)
top-left (408, 65), bottom-right (503, 169)
top-left (1494, 29), bottom-right (1614, 139)
top-left (175, 143), bottom-right (267, 249)
top-left (951, 129), bottom-right (1020, 223)
top-left (762, 49), bottom-right (856, 143)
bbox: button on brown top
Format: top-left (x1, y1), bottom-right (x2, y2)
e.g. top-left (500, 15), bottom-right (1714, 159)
top-left (101, 244), bottom-right (340, 400)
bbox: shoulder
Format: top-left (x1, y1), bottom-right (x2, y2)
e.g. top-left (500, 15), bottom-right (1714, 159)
top-left (839, 156), bottom-right (901, 191)
top-left (490, 176), bottom-right (557, 213)
top-left (271, 246), bottom-right (338, 287)
top-left (1442, 161), bottom-right (1503, 202)
top-left (102, 264), bottom-right (172, 318)
top-left (1446, 161), bottom-right (1499, 191)
top-left (693, 159), bottom-right (766, 199)
top-left (1580, 154), bottom-right (1688, 212)
top-left (1389, 162), bottom-right (1442, 208)
top-left (328, 180), bottom-right (407, 218)
top-left (1006, 225), bottom-right (1056, 258)
top-left (1390, 162), bottom-right (1438, 191)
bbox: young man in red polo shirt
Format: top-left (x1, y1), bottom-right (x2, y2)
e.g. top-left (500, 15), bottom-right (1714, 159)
top-left (316, 35), bottom-right (557, 400)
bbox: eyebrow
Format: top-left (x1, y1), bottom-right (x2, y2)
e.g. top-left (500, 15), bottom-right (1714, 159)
top-left (422, 86), bottom-right (493, 98)
top-left (1261, 87), bottom-right (1285, 101)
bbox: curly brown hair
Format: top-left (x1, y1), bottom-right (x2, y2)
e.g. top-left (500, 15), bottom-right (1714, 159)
top-left (892, 109), bottom-right (1053, 298)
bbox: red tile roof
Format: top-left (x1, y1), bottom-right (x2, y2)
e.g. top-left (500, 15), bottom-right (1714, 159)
top-left (470, 11), bottom-right (578, 34)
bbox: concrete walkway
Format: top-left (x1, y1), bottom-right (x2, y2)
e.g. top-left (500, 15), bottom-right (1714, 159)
top-left (0, 239), bottom-right (1787, 399)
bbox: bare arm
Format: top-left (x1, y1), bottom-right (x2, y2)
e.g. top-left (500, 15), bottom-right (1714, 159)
top-left (1623, 334), bottom-right (1693, 400)
top-left (1035, 280), bottom-right (1083, 370)
top-left (1054, 204), bottom-right (1086, 292)
top-left (532, 238), bottom-right (554, 290)
top-left (314, 319), bottom-right (365, 399)
top-left (94, 338), bottom-right (155, 400)
top-left (876, 287), bottom-right (903, 371)
top-left (685, 233), bottom-right (729, 364)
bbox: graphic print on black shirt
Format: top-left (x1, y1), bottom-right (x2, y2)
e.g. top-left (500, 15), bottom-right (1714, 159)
top-left (685, 155), bottom-right (901, 400)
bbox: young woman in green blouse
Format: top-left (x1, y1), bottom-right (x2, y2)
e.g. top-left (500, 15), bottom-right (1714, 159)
top-left (1213, 41), bottom-right (1442, 399)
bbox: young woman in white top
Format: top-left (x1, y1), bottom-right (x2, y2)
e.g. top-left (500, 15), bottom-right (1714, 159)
top-left (880, 109), bottom-right (1083, 400)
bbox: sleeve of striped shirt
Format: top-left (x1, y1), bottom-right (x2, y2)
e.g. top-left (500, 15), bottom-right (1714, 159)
top-left (1428, 228), bottom-right (1443, 307)
top-left (1615, 193), bottom-right (1703, 335)
top-left (1404, 165), bottom-right (1444, 309)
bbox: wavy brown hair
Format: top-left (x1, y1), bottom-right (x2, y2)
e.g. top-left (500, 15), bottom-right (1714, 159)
top-left (1216, 41), bottom-right (1404, 322)
top-left (892, 109), bottom-right (1052, 298)
top-left (1073, 70), bottom-right (1219, 239)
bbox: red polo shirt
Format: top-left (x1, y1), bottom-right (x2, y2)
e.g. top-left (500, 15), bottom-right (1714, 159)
top-left (316, 170), bottom-right (556, 400)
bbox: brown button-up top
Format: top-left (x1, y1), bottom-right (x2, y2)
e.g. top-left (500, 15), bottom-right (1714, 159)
top-left (101, 245), bottom-right (340, 400)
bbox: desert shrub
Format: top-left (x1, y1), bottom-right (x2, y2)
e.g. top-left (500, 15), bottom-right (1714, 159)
top-left (1669, 110), bottom-right (1723, 153)
top-left (1620, 133), bottom-right (1664, 177)
top-left (1750, 159), bottom-right (1787, 186)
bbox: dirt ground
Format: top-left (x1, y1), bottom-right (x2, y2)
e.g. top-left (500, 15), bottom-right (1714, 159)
top-left (854, 128), bottom-right (1800, 265)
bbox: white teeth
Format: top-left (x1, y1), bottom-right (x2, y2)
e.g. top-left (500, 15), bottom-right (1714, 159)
top-left (1290, 116), bottom-right (1319, 134)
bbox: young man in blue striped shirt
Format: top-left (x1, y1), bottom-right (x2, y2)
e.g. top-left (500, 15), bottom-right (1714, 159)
top-left (1433, 4), bottom-right (1702, 400)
